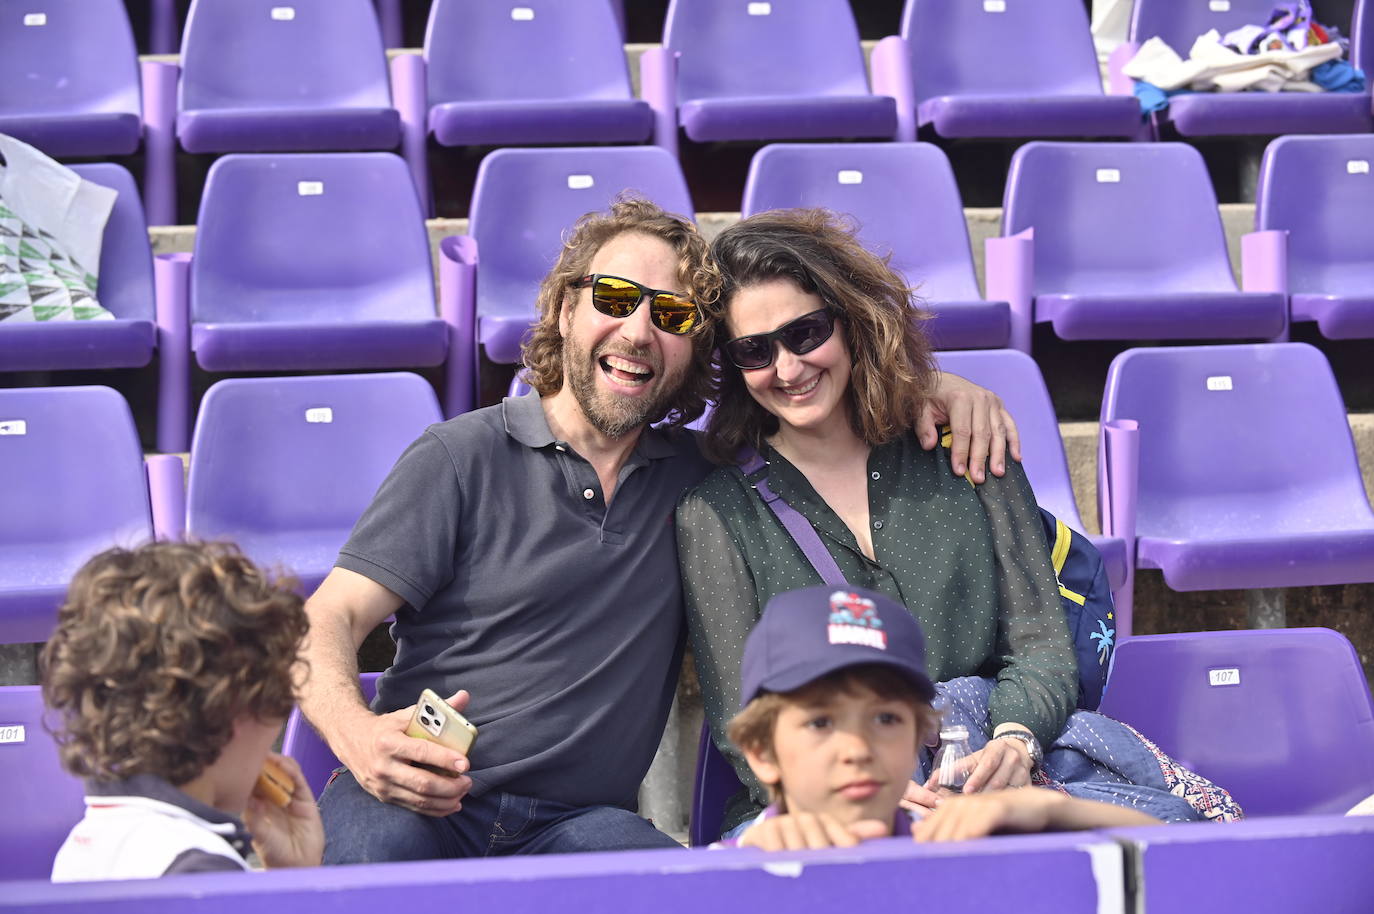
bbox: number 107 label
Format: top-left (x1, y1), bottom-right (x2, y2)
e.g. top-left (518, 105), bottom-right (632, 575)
top-left (1208, 668), bottom-right (1241, 687)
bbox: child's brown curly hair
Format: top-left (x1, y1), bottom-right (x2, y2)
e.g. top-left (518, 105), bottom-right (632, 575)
top-left (40, 541), bottom-right (308, 786)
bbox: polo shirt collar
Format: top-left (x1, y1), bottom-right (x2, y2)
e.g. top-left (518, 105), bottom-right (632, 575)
top-left (502, 391), bottom-right (678, 460)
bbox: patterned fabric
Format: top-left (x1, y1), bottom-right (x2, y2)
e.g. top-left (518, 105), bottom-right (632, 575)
top-left (933, 677), bottom-right (1244, 824)
top-left (0, 202), bottom-right (109, 323)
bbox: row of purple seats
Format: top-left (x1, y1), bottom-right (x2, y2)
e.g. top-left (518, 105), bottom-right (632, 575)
top-left (0, 374), bottom-right (442, 645)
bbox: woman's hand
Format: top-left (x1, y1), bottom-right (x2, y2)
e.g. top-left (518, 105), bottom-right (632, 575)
top-left (925, 737), bottom-right (1033, 795)
top-left (912, 789), bottom-right (1065, 842)
top-left (917, 372), bottom-right (1021, 483)
top-left (899, 779), bottom-right (944, 817)
top-left (245, 753), bottom-right (324, 868)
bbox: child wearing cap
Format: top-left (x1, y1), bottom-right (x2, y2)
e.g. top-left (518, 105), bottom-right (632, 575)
top-left (721, 586), bottom-right (1161, 851)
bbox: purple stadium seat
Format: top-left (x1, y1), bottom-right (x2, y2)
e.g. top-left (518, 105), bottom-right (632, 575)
top-left (689, 721), bottom-right (744, 847)
top-left (935, 350), bottom-right (1131, 605)
top-left (281, 672), bottom-right (382, 799)
top-left (640, 0), bottom-right (896, 157)
top-left (1100, 343), bottom-right (1374, 592)
top-left (1124, 0), bottom-right (1373, 137)
top-left (742, 143), bottom-right (1009, 350)
top-left (1099, 629), bottom-right (1374, 816)
top-left (0, 686), bottom-right (86, 881)
top-left (0, 163), bottom-right (155, 372)
top-left (1255, 134), bottom-right (1374, 340)
top-left (186, 374), bottom-right (442, 596)
top-left (870, 0), bottom-right (1141, 142)
top-left (422, 0), bottom-right (651, 148)
top-left (176, 0), bottom-right (400, 154)
top-left (461, 146), bottom-right (694, 365)
top-left (0, 0), bottom-right (142, 158)
top-left (990, 142), bottom-right (1287, 353)
top-left (0, 387), bottom-right (153, 644)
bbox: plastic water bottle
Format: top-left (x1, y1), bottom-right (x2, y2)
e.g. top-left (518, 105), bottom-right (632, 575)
top-left (933, 725), bottom-right (972, 795)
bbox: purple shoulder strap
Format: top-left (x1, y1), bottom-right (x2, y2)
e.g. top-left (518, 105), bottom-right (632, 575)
top-left (738, 447), bottom-right (847, 587)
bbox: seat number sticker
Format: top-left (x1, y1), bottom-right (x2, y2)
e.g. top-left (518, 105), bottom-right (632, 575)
top-left (511, 7), bottom-right (534, 20)
top-left (1349, 160), bottom-right (1370, 175)
top-left (298, 181), bottom-right (324, 196)
top-left (748, 3), bottom-right (772, 15)
top-left (1210, 0), bottom-right (1231, 10)
top-left (23, 13), bottom-right (46, 26)
top-left (567, 174), bottom-right (594, 189)
top-left (984, 1), bottom-right (1007, 12)
top-left (0, 725), bottom-right (24, 744)
top-left (271, 7), bottom-right (296, 20)
top-left (1208, 668), bottom-right (1241, 686)
top-left (1207, 376), bottom-right (1233, 391)
top-left (1096, 168), bottom-right (1121, 183)
top-left (305, 407), bottom-right (333, 424)
top-left (837, 170), bottom-right (863, 185)
top-left (0, 420), bottom-right (26, 436)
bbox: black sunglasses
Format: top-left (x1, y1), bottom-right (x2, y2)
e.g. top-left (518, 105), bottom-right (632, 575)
top-left (571, 274), bottom-right (700, 335)
top-left (722, 308), bottom-right (837, 370)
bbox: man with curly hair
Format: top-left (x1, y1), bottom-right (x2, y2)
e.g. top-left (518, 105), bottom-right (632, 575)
top-left (43, 541), bottom-right (321, 880)
top-left (298, 197), bottom-right (1020, 862)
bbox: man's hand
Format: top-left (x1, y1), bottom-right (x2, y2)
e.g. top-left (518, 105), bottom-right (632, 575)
top-left (924, 737), bottom-right (1033, 795)
top-left (245, 754), bottom-right (324, 868)
top-left (918, 371), bottom-right (1021, 483)
top-left (738, 812), bottom-right (891, 851)
top-left (335, 689), bottom-right (474, 817)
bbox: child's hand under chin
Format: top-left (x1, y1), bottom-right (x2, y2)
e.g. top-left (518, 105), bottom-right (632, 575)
top-left (738, 813), bottom-right (891, 851)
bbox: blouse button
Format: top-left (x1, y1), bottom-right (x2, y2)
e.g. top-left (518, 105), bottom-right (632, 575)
top-left (871, 471), bottom-right (880, 480)
top-left (582, 488), bottom-right (595, 500)
top-left (873, 520), bottom-right (884, 530)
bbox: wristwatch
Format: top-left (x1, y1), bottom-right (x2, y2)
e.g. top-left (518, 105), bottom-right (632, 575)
top-left (994, 730), bottom-right (1043, 769)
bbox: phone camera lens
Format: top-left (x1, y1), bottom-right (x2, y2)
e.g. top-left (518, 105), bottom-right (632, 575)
top-left (423, 704), bottom-right (436, 716)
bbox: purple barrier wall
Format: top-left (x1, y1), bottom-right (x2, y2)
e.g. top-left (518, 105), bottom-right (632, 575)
top-left (1108, 815), bottom-right (1374, 913)
top-left (3, 834), bottom-right (1116, 914)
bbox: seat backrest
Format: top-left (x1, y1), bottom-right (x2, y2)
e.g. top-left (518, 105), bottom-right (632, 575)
top-left (0, 687), bottom-right (88, 880)
top-left (663, 0), bottom-right (870, 101)
top-left (1003, 142), bottom-right (1238, 296)
top-left (180, 0), bottom-right (391, 110)
top-left (281, 672), bottom-right (381, 799)
top-left (1132, 0), bottom-right (1361, 56)
top-left (66, 163), bottom-right (154, 322)
top-left (425, 0), bottom-right (633, 103)
top-left (188, 373), bottom-right (441, 540)
top-left (0, 386), bottom-right (151, 586)
top-left (1098, 628), bottom-right (1374, 816)
top-left (0, 0), bottom-right (140, 118)
top-left (935, 349), bottom-right (1083, 529)
top-left (689, 720), bottom-right (745, 847)
top-left (469, 146), bottom-right (693, 327)
top-left (1100, 343), bottom-right (1374, 539)
top-left (901, 0), bottom-right (1105, 106)
top-left (742, 143), bottom-right (982, 302)
top-left (192, 153), bottom-right (434, 324)
top-left (1256, 134), bottom-right (1374, 297)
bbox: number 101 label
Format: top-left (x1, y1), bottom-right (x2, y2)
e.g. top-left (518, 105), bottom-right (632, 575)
top-left (1208, 668), bottom-right (1241, 687)
top-left (0, 724), bottom-right (25, 744)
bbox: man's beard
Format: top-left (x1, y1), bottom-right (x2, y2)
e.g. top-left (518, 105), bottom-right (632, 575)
top-left (564, 336), bottom-right (686, 439)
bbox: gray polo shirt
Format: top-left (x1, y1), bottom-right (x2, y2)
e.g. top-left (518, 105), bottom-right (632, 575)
top-left (336, 392), bottom-right (712, 809)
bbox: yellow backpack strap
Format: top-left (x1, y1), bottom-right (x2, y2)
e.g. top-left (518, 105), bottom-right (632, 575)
top-left (1051, 517), bottom-right (1086, 606)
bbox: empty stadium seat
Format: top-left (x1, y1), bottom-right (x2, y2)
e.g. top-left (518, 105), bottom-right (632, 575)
top-left (0, 163), bottom-right (155, 372)
top-left (742, 143), bottom-right (1009, 350)
top-left (1125, 0), bottom-right (1373, 137)
top-left (936, 350), bottom-right (1131, 605)
top-left (0, 0), bottom-right (142, 158)
top-left (281, 672), bottom-right (381, 799)
top-left (991, 142), bottom-right (1287, 352)
top-left (0, 387), bottom-right (153, 644)
top-left (1099, 628), bottom-right (1374, 816)
top-left (461, 146), bottom-right (694, 365)
top-left (422, 0), bottom-right (651, 147)
top-left (175, 0), bottom-right (400, 154)
top-left (871, 0), bottom-right (1142, 141)
top-left (186, 374), bottom-right (442, 596)
top-left (154, 152), bottom-right (455, 451)
top-left (1255, 134), bottom-right (1374, 340)
top-left (0, 686), bottom-right (86, 880)
top-left (1099, 343), bottom-right (1374, 592)
top-left (641, 0), bottom-right (896, 156)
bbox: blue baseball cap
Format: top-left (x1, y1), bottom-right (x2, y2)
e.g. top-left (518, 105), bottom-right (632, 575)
top-left (738, 585), bottom-right (937, 708)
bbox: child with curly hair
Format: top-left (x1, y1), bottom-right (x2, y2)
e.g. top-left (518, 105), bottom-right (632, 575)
top-left (42, 541), bottom-right (321, 880)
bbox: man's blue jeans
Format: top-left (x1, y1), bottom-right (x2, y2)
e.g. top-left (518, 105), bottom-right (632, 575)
top-left (319, 769), bottom-right (684, 863)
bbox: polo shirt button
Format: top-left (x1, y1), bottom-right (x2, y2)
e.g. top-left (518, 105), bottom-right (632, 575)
top-left (872, 520), bottom-right (883, 530)
top-left (582, 488), bottom-right (595, 500)
top-left (555, 444), bottom-right (567, 452)
top-left (871, 471), bottom-right (880, 480)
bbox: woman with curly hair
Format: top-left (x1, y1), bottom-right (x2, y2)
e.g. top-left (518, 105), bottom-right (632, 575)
top-left (42, 540), bottom-right (320, 880)
top-left (677, 209), bottom-right (1242, 841)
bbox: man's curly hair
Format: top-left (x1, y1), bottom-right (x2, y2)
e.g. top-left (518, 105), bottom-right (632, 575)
top-left (520, 194), bottom-right (722, 428)
top-left (40, 541), bottom-right (308, 786)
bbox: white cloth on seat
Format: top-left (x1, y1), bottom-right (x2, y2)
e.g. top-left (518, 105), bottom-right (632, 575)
top-left (1124, 30), bottom-right (1344, 92)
